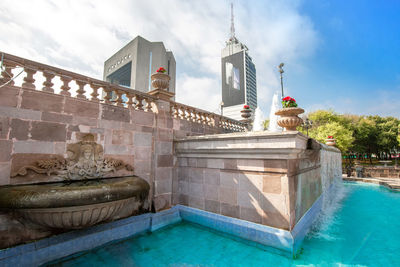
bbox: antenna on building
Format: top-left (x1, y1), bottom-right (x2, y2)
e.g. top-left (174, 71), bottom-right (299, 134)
top-left (230, 3), bottom-right (235, 40)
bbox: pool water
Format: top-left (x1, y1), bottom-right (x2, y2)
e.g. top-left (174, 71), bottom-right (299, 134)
top-left (49, 183), bottom-right (400, 266)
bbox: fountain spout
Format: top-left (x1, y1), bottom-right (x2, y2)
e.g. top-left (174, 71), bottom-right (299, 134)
top-left (268, 92), bottom-right (282, 132)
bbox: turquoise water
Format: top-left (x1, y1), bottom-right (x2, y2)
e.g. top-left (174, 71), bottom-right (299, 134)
top-left (49, 183), bottom-right (400, 266)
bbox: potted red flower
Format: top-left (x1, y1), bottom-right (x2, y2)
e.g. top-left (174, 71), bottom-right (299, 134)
top-left (274, 96), bottom-right (304, 131)
top-left (326, 135), bottom-right (336, 146)
top-left (151, 67), bottom-right (170, 90)
top-left (241, 104), bottom-right (252, 119)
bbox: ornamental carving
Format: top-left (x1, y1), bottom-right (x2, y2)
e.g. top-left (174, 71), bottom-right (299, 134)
top-left (11, 134), bottom-right (133, 181)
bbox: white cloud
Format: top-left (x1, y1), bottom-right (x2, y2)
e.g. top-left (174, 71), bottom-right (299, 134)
top-left (0, 0), bottom-right (318, 115)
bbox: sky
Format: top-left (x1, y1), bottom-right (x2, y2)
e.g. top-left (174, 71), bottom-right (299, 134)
top-left (0, 0), bottom-right (399, 118)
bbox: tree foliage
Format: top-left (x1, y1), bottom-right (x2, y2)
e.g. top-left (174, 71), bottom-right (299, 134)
top-left (301, 110), bottom-right (400, 155)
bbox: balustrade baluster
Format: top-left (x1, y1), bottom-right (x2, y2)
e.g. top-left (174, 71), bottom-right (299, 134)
top-left (60, 75), bottom-right (72, 96)
top-left (115, 90), bottom-right (124, 106)
top-left (197, 112), bottom-right (203, 123)
top-left (143, 99), bottom-right (151, 112)
top-left (0, 62), bottom-right (16, 86)
top-left (75, 80), bottom-right (87, 99)
top-left (173, 104), bottom-right (179, 118)
top-left (22, 67), bottom-right (37, 89)
top-left (103, 86), bottom-right (112, 104)
top-left (136, 95), bottom-right (144, 110)
top-left (126, 93), bottom-right (134, 108)
top-left (42, 70), bottom-right (55, 93)
top-left (90, 83), bottom-right (100, 102)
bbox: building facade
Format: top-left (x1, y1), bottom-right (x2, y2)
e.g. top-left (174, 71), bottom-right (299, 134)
top-left (221, 5), bottom-right (257, 121)
top-left (103, 36), bottom-right (176, 98)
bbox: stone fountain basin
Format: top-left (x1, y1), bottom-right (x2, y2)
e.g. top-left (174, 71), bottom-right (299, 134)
top-left (0, 176), bottom-right (150, 229)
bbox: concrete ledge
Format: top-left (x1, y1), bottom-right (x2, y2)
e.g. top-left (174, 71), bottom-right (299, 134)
top-left (343, 177), bottom-right (400, 190)
top-left (0, 213), bottom-right (152, 267)
top-left (150, 207), bottom-right (181, 231)
top-left (177, 204), bottom-right (293, 255)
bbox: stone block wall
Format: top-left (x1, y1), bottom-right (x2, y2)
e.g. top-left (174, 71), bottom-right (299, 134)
top-left (173, 157), bottom-right (291, 229)
top-left (173, 132), bottom-right (342, 231)
top-left (356, 166), bottom-right (400, 178)
top-left (0, 85), bottom-right (223, 206)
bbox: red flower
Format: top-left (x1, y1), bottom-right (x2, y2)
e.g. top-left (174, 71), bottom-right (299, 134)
top-left (157, 67), bottom-right (166, 73)
top-left (243, 105), bottom-right (250, 109)
top-left (282, 96), bottom-right (291, 101)
top-left (328, 136), bottom-right (334, 139)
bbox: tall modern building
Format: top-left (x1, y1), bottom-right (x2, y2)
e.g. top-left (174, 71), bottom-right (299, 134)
top-left (221, 4), bottom-right (257, 121)
top-left (103, 36), bottom-right (176, 98)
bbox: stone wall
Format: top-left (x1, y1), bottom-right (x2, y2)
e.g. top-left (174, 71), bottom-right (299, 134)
top-left (354, 166), bottom-right (400, 178)
top-left (0, 85), bottom-right (227, 248)
top-left (0, 84), bottom-right (225, 201)
top-left (173, 132), bottom-right (342, 231)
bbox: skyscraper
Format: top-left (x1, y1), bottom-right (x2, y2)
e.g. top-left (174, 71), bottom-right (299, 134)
top-left (221, 4), bottom-right (257, 121)
top-left (103, 36), bottom-right (176, 98)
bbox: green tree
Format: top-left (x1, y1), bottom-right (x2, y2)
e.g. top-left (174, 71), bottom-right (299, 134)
top-left (308, 121), bottom-right (354, 152)
top-left (352, 116), bottom-right (378, 162)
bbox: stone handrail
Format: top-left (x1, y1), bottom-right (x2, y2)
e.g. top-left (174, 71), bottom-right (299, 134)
top-left (170, 101), bottom-right (246, 132)
top-left (0, 52), bottom-right (157, 112)
top-left (0, 52), bottom-right (246, 131)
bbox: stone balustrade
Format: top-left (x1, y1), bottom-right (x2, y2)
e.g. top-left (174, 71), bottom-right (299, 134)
top-left (170, 102), bottom-right (246, 132)
top-left (0, 52), bottom-right (156, 112)
top-left (1, 52), bottom-right (245, 131)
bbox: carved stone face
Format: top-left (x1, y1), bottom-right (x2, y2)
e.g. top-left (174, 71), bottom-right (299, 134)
top-left (83, 149), bottom-right (92, 160)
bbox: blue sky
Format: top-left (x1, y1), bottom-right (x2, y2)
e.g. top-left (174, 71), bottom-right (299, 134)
top-left (0, 0), bottom-right (399, 118)
top-left (289, 0), bottom-right (400, 117)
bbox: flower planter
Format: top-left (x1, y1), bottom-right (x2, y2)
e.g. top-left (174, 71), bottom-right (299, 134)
top-left (240, 109), bottom-right (252, 119)
top-left (326, 138), bottom-right (336, 146)
top-left (275, 107), bottom-right (304, 131)
top-left (151, 72), bottom-right (170, 90)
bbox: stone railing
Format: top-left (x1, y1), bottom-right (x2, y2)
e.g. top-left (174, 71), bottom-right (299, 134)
top-left (0, 52), bottom-right (156, 112)
top-left (0, 52), bottom-right (246, 131)
top-left (170, 101), bottom-right (246, 132)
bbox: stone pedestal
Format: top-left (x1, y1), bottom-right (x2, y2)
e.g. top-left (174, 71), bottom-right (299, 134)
top-left (148, 89), bottom-right (175, 101)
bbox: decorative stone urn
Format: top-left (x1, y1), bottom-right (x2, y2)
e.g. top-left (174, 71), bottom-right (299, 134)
top-left (151, 72), bottom-right (170, 90)
top-left (240, 106), bottom-right (252, 130)
top-left (275, 107), bottom-right (304, 131)
top-left (149, 72), bottom-right (174, 100)
top-left (326, 138), bottom-right (336, 146)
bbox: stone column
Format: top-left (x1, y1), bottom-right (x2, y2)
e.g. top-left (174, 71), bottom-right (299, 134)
top-left (152, 93), bottom-right (175, 212)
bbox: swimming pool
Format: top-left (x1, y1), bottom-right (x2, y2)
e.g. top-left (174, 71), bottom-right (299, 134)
top-left (48, 183), bottom-right (400, 266)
